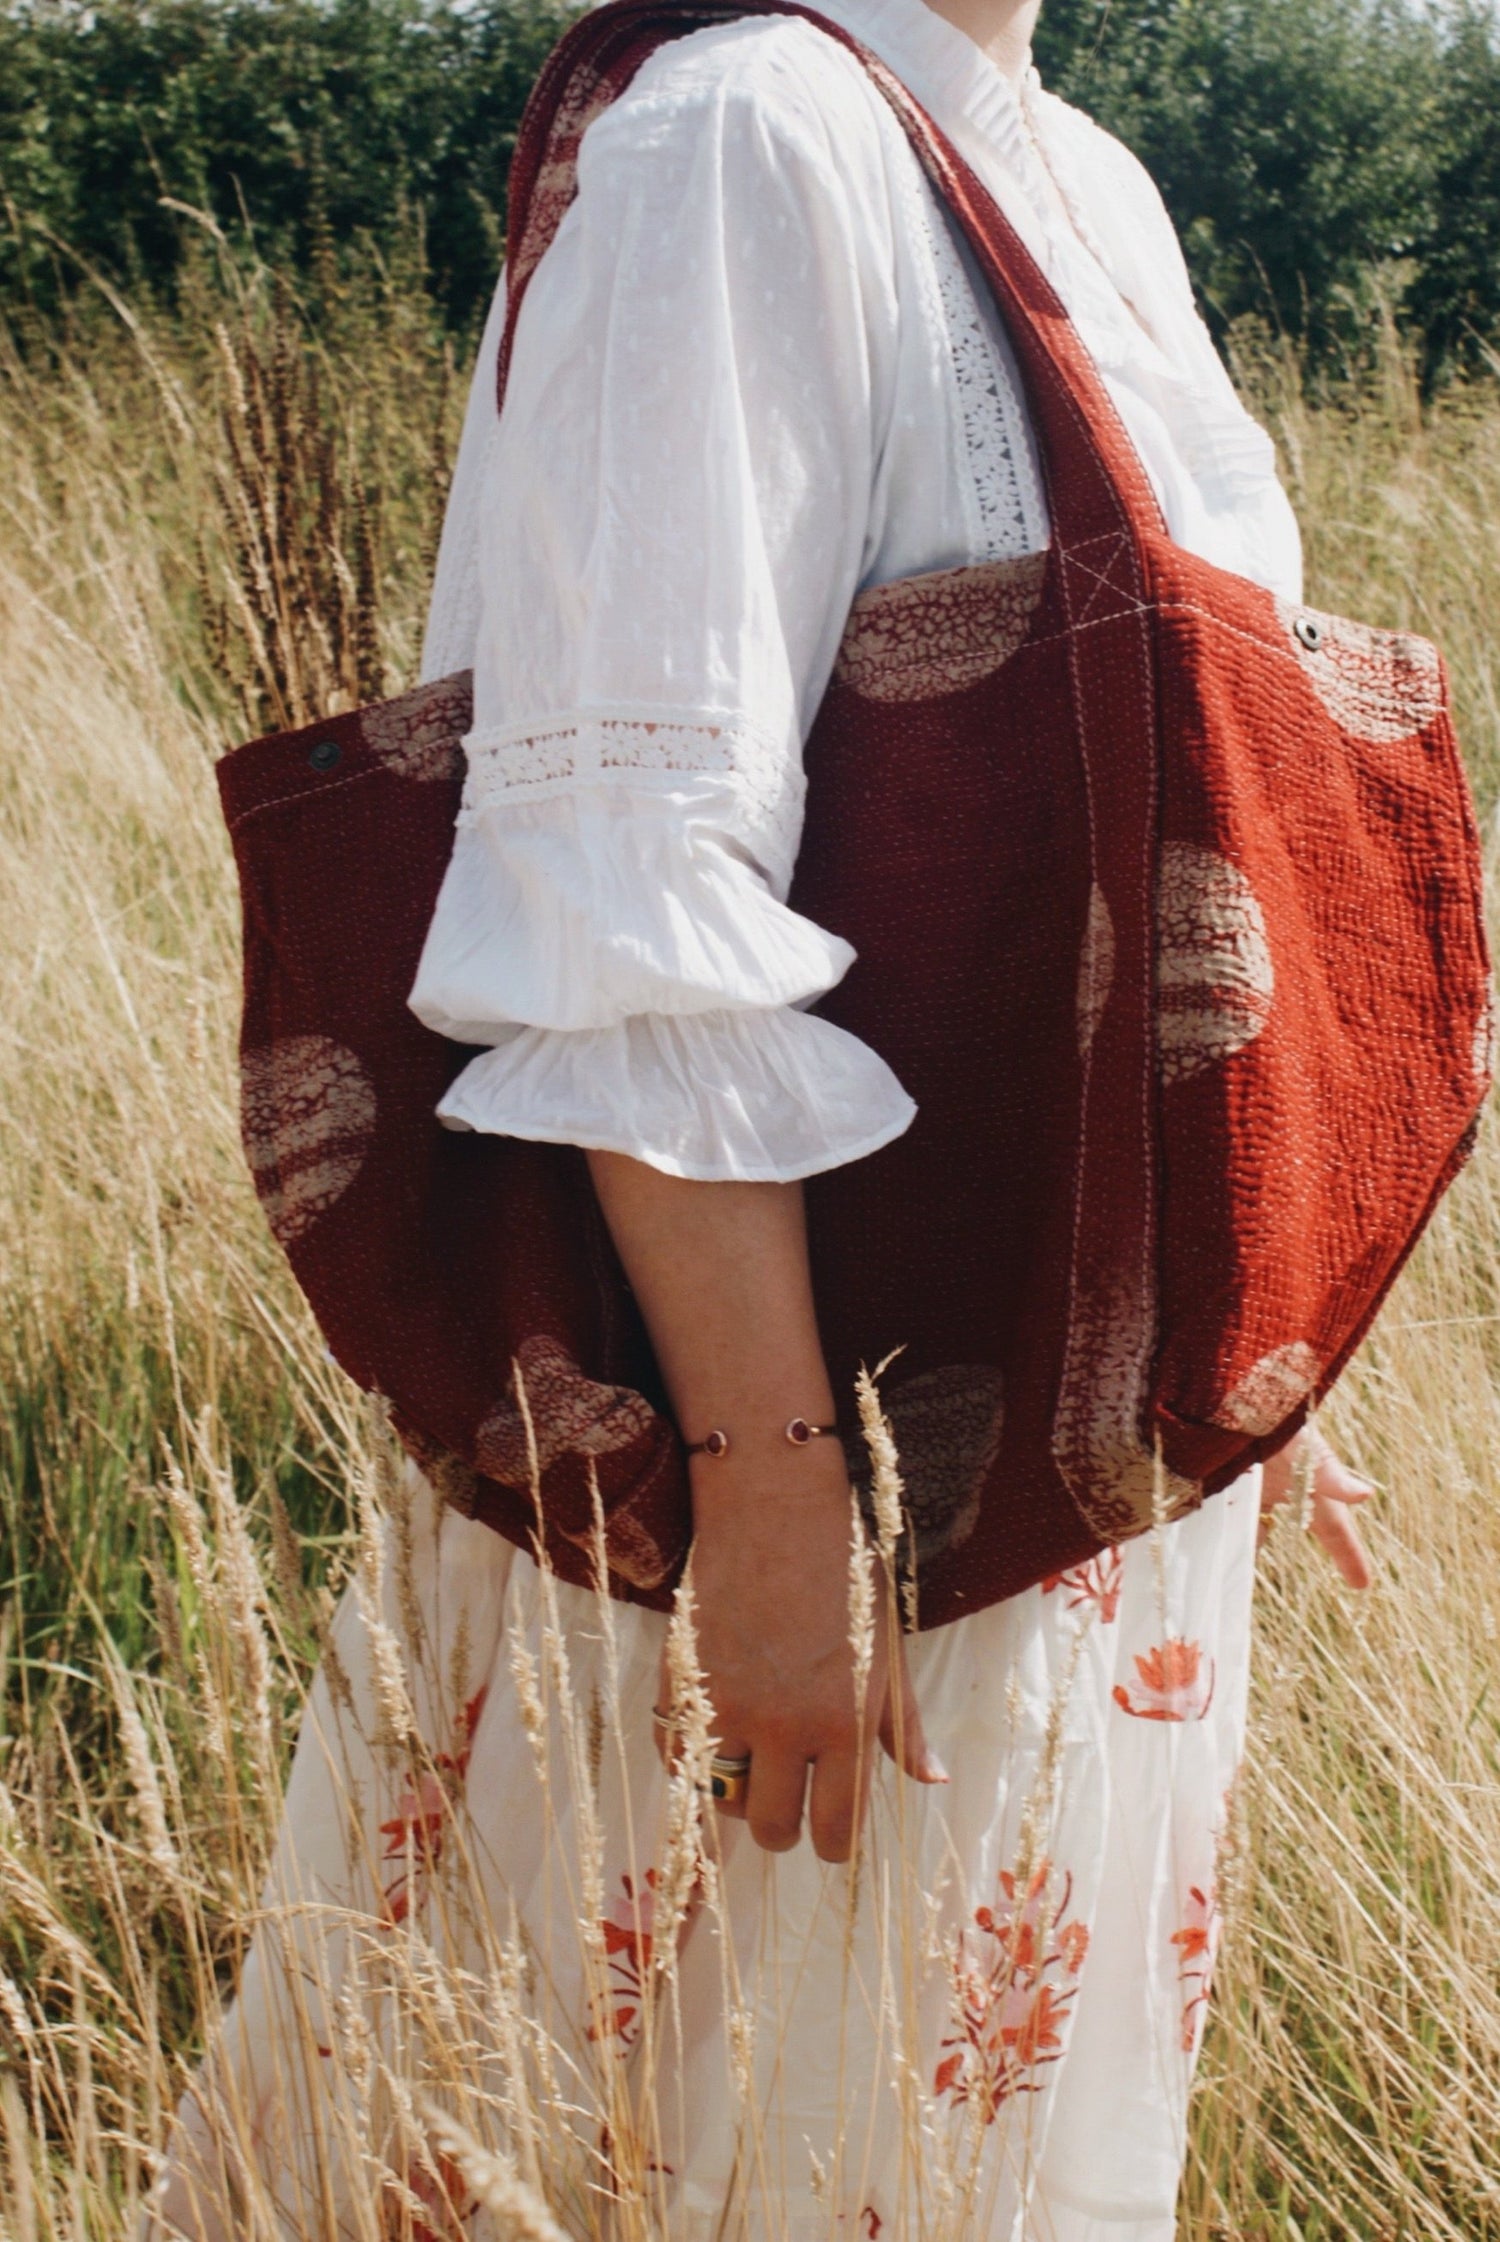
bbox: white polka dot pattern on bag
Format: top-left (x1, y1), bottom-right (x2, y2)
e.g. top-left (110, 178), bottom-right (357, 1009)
top-left (834, 551), bottom-right (1046, 702)
top-left (476, 1334), bottom-right (657, 1487)
top-left (1216, 1340), bottom-right (1321, 1437)
top-left (361, 672), bottom-right (469, 781)
top-left (1277, 600), bottom-right (1443, 745)
top-left (1156, 843), bottom-right (1274, 1084)
top-left (241, 1035), bottom-right (377, 1245)
top-left (1076, 883), bottom-right (1115, 1057)
top-left (849, 1363), bottom-right (1005, 1563)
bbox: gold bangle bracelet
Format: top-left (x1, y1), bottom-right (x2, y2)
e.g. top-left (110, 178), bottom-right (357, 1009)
top-left (684, 1417), bottom-right (840, 1460)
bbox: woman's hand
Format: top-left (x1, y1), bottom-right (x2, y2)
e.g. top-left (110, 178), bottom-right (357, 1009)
top-left (583, 1149), bottom-right (943, 1863)
top-left (1259, 1424), bottom-right (1377, 1588)
top-left (664, 1434), bottom-right (945, 1861)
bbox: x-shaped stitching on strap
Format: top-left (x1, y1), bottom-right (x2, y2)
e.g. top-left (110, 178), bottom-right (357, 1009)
top-left (1060, 532), bottom-right (1143, 628)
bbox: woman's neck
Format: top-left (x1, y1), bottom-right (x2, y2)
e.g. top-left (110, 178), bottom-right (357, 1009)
top-left (917, 0), bottom-right (1042, 85)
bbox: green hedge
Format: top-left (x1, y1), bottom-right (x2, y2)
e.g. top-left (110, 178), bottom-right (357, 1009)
top-left (0, 0), bottom-right (571, 332)
top-left (3, 0), bottom-right (1499, 372)
top-left (1037, 0), bottom-right (1500, 379)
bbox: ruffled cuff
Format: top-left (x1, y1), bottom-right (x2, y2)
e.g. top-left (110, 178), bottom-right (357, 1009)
top-left (408, 784), bottom-right (851, 1040)
top-left (433, 1007), bottom-right (917, 1183)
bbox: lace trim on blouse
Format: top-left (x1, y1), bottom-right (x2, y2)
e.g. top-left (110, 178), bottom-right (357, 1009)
top-left (908, 171), bottom-right (1048, 563)
top-left (461, 708), bottom-right (803, 877)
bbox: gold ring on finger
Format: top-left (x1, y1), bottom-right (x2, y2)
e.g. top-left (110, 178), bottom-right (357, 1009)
top-left (708, 1751), bottom-right (751, 1806)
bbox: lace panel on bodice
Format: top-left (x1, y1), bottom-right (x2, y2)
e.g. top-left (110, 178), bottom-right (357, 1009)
top-left (900, 158), bottom-right (1050, 565)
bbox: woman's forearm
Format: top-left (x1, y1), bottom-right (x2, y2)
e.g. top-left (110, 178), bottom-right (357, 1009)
top-left (585, 1147), bottom-right (941, 1860)
top-left (584, 1151), bottom-right (835, 1450)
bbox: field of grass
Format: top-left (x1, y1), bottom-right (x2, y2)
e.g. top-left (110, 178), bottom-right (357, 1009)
top-left (2, 267), bottom-right (1499, 2237)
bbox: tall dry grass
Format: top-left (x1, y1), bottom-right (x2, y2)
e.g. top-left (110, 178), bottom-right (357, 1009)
top-left (1, 271), bottom-right (1499, 2238)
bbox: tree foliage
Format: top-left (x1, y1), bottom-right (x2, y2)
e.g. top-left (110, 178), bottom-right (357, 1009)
top-left (1037, 0), bottom-right (1500, 377)
top-left (2, 0), bottom-right (1499, 372)
top-left (0, 0), bottom-right (571, 332)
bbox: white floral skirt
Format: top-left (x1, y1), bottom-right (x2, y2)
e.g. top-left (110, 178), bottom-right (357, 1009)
top-left (150, 1463), bottom-right (1258, 2242)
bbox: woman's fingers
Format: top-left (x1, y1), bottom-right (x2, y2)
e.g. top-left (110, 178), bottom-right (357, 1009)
top-left (1312, 1444), bottom-right (1376, 1508)
top-left (746, 1744), bottom-right (809, 1853)
top-left (810, 1638), bottom-right (949, 1862)
top-left (1258, 1427), bottom-right (1377, 1589)
top-left (1309, 1488), bottom-right (1374, 1589)
top-left (1259, 1442), bottom-right (1295, 1514)
top-left (654, 1617), bottom-right (945, 1866)
top-left (877, 1633), bottom-right (949, 1786)
top-left (1309, 1441), bottom-right (1376, 1590)
top-left (808, 1749), bottom-right (861, 1864)
top-left (707, 1727), bottom-right (753, 1821)
top-left (652, 1644), bottom-right (753, 1817)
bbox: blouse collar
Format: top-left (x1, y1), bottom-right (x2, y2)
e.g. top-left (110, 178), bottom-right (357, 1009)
top-left (798, 0), bottom-right (1290, 536)
top-left (809, 0), bottom-right (1036, 161)
top-left (814, 0), bottom-right (1186, 351)
top-left (805, 0), bottom-right (1081, 298)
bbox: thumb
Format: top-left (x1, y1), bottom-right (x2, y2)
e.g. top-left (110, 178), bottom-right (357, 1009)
top-left (878, 1634), bottom-right (949, 1785)
top-left (1260, 1442), bottom-right (1296, 1512)
top-left (1303, 1423), bottom-right (1377, 1505)
top-left (1314, 1454), bottom-right (1377, 1509)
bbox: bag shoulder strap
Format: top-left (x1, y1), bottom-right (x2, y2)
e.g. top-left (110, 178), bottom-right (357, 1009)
top-left (495, 0), bottom-right (1166, 555)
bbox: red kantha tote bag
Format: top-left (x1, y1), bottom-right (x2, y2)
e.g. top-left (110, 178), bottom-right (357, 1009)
top-left (216, 0), bottom-right (1491, 1627)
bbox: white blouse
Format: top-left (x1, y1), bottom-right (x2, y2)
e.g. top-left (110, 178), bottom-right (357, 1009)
top-left (410, 0), bottom-right (1303, 1182)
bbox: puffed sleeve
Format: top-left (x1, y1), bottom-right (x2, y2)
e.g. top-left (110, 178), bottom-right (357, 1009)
top-left (406, 29), bottom-right (918, 1181)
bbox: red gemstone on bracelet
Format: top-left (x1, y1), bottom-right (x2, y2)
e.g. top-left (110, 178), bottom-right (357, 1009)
top-left (786, 1417), bottom-right (812, 1444)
